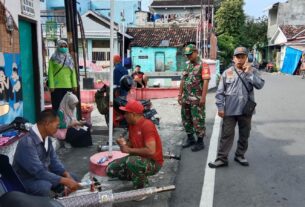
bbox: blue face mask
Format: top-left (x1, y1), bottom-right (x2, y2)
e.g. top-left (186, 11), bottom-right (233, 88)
top-left (58, 47), bottom-right (68, 54)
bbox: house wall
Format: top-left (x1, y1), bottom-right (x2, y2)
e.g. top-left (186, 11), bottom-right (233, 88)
top-left (268, 0), bottom-right (305, 39)
top-left (80, 13), bottom-right (120, 67)
top-left (0, 0), bottom-right (43, 124)
top-left (267, 8), bottom-right (278, 39)
top-left (272, 30), bottom-right (287, 45)
top-left (152, 7), bottom-right (202, 17)
top-left (131, 47), bottom-right (177, 72)
top-left (277, 0), bottom-right (305, 26)
top-left (89, 0), bottom-right (140, 25)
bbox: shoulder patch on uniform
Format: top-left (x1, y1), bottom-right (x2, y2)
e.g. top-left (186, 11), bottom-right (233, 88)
top-left (201, 63), bottom-right (210, 79)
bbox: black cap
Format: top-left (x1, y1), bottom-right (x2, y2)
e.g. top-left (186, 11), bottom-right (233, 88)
top-left (233, 47), bottom-right (248, 56)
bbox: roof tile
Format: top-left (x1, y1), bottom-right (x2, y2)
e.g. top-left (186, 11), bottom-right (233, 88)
top-left (127, 27), bottom-right (197, 47)
top-left (280, 25), bottom-right (305, 39)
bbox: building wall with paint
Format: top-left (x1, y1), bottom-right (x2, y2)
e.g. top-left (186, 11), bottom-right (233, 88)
top-left (0, 0), bottom-right (43, 124)
top-left (131, 47), bottom-right (178, 72)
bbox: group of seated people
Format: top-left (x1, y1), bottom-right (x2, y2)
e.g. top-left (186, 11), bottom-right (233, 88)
top-left (11, 97), bottom-right (163, 198)
top-left (4, 57), bottom-right (160, 199)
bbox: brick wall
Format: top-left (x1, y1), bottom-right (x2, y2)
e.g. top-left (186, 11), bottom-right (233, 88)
top-left (0, 2), bottom-right (20, 53)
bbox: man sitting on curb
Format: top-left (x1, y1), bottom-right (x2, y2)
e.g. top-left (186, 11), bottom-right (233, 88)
top-left (106, 99), bottom-right (163, 190)
top-left (13, 109), bottom-right (80, 196)
top-left (131, 65), bottom-right (148, 88)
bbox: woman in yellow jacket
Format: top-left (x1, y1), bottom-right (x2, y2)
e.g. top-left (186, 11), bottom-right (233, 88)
top-left (48, 39), bottom-right (77, 111)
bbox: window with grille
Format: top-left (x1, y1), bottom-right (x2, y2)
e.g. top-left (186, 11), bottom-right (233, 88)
top-left (92, 52), bottom-right (110, 61)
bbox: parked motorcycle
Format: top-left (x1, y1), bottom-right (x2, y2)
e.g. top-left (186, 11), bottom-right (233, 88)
top-left (95, 76), bottom-right (160, 128)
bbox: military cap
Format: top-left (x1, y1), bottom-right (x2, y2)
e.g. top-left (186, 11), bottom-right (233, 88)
top-left (184, 44), bottom-right (197, 55)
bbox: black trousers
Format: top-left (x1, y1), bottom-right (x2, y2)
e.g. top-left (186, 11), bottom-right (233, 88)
top-left (217, 115), bottom-right (252, 161)
top-left (50, 88), bottom-right (71, 111)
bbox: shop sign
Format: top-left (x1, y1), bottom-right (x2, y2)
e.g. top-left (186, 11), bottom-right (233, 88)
top-left (21, 0), bottom-right (35, 17)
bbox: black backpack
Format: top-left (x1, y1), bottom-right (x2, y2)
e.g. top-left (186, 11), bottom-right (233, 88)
top-left (95, 85), bottom-right (109, 115)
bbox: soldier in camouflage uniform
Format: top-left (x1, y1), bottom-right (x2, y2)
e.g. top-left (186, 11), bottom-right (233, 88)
top-left (178, 44), bottom-right (210, 152)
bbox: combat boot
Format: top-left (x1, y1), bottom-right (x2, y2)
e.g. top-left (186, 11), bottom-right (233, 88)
top-left (191, 137), bottom-right (204, 152)
top-left (182, 134), bottom-right (196, 148)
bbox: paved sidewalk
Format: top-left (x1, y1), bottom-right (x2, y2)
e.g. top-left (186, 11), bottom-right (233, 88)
top-left (56, 98), bottom-right (185, 207)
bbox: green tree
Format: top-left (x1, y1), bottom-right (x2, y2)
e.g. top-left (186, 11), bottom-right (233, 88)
top-left (215, 0), bottom-right (245, 41)
top-left (217, 34), bottom-right (236, 66)
top-left (241, 16), bottom-right (268, 50)
top-left (215, 0), bottom-right (246, 67)
top-left (213, 0), bottom-right (224, 11)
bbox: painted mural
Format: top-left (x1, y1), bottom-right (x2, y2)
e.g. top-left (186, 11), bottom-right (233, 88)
top-left (0, 2), bottom-right (22, 124)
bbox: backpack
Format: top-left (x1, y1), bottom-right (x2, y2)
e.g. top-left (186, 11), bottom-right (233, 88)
top-left (95, 85), bottom-right (109, 114)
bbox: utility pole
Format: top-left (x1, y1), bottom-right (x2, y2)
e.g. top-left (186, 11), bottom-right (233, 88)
top-left (108, 0), bottom-right (115, 158)
top-left (121, 9), bottom-right (125, 65)
top-left (64, 0), bottom-right (81, 119)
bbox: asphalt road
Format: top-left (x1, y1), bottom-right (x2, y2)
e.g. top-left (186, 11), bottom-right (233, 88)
top-left (171, 72), bottom-right (305, 207)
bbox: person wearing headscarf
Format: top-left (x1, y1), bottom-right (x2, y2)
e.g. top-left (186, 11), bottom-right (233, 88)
top-left (48, 39), bottom-right (78, 111)
top-left (58, 91), bottom-right (80, 129)
top-left (56, 92), bottom-right (92, 148)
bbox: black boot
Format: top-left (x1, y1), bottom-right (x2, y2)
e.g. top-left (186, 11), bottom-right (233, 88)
top-left (182, 134), bottom-right (195, 148)
top-left (191, 137), bottom-right (204, 152)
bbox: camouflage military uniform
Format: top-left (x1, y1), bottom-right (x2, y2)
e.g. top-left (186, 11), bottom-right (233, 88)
top-left (181, 57), bottom-right (210, 138)
top-left (106, 155), bottom-right (161, 189)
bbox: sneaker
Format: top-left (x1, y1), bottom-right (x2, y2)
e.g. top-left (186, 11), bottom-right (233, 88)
top-left (208, 159), bottom-right (228, 168)
top-left (191, 141), bottom-right (204, 152)
top-left (234, 156), bottom-right (249, 166)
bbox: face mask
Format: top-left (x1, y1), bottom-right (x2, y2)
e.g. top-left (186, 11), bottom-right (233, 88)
top-left (59, 47), bottom-right (68, 54)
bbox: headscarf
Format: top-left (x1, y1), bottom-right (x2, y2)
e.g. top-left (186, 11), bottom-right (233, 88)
top-left (59, 92), bottom-right (79, 126)
top-left (50, 39), bottom-right (74, 70)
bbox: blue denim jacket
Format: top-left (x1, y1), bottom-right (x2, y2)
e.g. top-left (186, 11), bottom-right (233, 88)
top-left (13, 129), bottom-right (65, 186)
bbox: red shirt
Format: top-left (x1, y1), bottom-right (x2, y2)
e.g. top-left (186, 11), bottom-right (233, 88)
top-left (128, 117), bottom-right (164, 166)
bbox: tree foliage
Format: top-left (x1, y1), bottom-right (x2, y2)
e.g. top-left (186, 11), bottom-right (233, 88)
top-left (214, 0), bottom-right (268, 68)
top-left (213, 0), bottom-right (223, 11)
top-left (215, 0), bottom-right (245, 67)
top-left (217, 34), bottom-right (236, 66)
top-left (241, 16), bottom-right (268, 50)
top-left (215, 0), bottom-right (245, 39)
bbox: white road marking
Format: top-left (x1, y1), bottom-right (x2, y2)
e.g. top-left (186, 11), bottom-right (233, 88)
top-left (199, 114), bottom-right (222, 207)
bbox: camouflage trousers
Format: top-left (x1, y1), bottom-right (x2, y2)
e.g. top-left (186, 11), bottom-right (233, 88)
top-left (181, 103), bottom-right (206, 138)
top-left (106, 155), bottom-right (161, 189)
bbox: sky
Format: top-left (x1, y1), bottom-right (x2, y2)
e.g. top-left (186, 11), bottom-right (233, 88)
top-left (141, 0), bottom-right (288, 18)
top-left (244, 0), bottom-right (287, 18)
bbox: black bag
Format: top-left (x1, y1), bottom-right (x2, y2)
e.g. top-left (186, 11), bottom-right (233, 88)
top-left (233, 67), bottom-right (257, 116)
top-left (65, 126), bottom-right (92, 148)
top-left (95, 85), bottom-right (109, 114)
top-left (242, 99), bottom-right (257, 116)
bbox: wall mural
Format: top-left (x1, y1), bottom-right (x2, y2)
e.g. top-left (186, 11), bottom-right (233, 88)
top-left (0, 2), bottom-right (22, 124)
